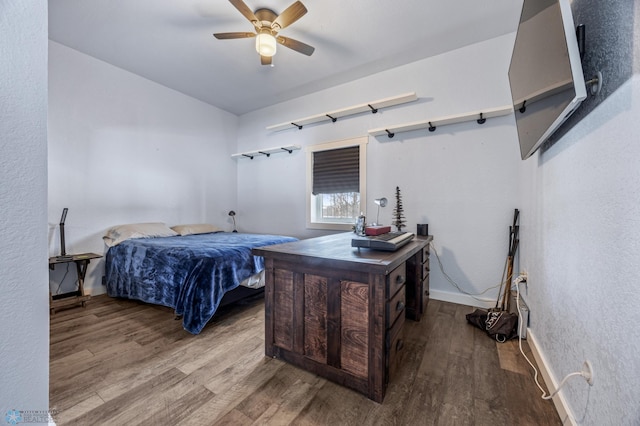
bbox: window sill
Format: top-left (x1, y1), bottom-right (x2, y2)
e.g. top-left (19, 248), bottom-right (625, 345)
top-left (307, 222), bottom-right (354, 232)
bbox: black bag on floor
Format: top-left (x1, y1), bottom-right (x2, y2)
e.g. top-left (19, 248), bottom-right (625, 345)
top-left (466, 309), bottom-right (518, 343)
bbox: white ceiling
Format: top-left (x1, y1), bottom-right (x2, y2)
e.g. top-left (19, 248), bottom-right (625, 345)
top-left (48, 0), bottom-right (523, 116)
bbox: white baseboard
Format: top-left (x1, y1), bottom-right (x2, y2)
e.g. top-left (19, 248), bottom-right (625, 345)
top-left (429, 289), bottom-right (495, 309)
top-left (526, 329), bottom-right (576, 426)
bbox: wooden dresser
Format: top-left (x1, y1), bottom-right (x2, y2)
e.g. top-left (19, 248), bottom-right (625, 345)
top-left (253, 232), bottom-right (432, 402)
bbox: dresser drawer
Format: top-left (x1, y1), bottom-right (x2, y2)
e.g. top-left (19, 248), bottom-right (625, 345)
top-left (422, 246), bottom-right (430, 262)
top-left (386, 312), bottom-right (405, 383)
top-left (421, 245), bottom-right (430, 277)
top-left (422, 274), bottom-right (430, 311)
top-left (386, 284), bottom-right (406, 328)
top-left (387, 263), bottom-right (406, 297)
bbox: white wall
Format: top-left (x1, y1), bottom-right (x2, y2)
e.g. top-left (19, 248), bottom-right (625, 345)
top-left (519, 76), bottom-right (640, 425)
top-left (237, 34), bottom-right (521, 307)
top-left (0, 0), bottom-right (50, 418)
top-left (48, 41), bottom-right (240, 295)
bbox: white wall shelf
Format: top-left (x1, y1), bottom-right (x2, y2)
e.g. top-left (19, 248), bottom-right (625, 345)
top-left (368, 105), bottom-right (513, 138)
top-left (231, 144), bottom-right (301, 160)
top-left (266, 92), bottom-right (418, 132)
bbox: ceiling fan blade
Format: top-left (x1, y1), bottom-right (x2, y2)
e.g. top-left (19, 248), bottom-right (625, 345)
top-left (213, 32), bottom-right (256, 40)
top-left (261, 55), bottom-right (273, 66)
top-left (271, 1), bottom-right (307, 31)
top-left (228, 0), bottom-right (259, 26)
top-left (276, 36), bottom-right (315, 56)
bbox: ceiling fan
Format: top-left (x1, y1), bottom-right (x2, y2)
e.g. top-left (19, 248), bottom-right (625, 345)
top-left (213, 0), bottom-right (315, 65)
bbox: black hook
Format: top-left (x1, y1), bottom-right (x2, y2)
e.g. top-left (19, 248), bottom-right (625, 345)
top-left (477, 113), bottom-right (486, 124)
top-left (428, 122), bottom-right (436, 132)
top-left (518, 99), bottom-right (527, 113)
top-left (368, 104), bottom-right (379, 114)
top-left (242, 154), bottom-right (254, 160)
top-left (519, 100), bottom-right (527, 113)
top-left (281, 147), bottom-right (293, 154)
top-left (258, 151), bottom-right (270, 157)
top-left (326, 114), bottom-right (337, 123)
top-left (291, 122), bottom-right (303, 130)
top-left (385, 129), bottom-right (395, 138)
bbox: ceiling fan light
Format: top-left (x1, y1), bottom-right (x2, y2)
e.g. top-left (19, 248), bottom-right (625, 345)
top-left (256, 32), bottom-right (277, 57)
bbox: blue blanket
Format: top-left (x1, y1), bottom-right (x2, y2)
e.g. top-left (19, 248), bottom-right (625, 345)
top-left (105, 232), bottom-right (297, 334)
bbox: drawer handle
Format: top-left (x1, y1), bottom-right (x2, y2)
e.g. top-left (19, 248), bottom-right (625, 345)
top-left (396, 301), bottom-right (405, 312)
top-left (395, 275), bottom-right (406, 285)
top-left (396, 339), bottom-right (404, 352)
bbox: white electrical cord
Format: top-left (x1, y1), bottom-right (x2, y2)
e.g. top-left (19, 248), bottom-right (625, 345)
top-left (515, 276), bottom-right (586, 400)
top-left (429, 242), bottom-right (590, 401)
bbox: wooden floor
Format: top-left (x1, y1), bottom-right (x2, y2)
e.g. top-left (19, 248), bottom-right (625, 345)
top-left (50, 295), bottom-right (560, 425)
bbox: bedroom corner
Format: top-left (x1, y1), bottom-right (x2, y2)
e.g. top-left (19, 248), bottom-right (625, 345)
top-left (47, 41), bottom-right (241, 298)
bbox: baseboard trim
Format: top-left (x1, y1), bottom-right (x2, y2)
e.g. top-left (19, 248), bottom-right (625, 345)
top-left (429, 289), bottom-right (495, 309)
top-left (526, 329), bottom-right (576, 426)
top-left (430, 291), bottom-right (576, 424)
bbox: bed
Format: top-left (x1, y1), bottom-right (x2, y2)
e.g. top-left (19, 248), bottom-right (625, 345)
top-left (103, 223), bottom-right (297, 334)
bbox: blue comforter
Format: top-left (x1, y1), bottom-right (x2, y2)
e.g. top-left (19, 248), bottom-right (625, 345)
top-left (105, 232), bottom-right (297, 334)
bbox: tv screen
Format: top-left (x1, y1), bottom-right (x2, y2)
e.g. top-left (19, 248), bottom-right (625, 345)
top-left (508, 0), bottom-right (586, 160)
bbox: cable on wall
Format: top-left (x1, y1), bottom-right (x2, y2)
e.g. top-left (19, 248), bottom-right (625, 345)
top-left (514, 276), bottom-right (594, 401)
top-left (429, 241), bottom-right (506, 302)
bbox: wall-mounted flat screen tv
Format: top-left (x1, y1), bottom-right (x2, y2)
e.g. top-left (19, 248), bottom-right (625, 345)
top-left (508, 0), bottom-right (586, 160)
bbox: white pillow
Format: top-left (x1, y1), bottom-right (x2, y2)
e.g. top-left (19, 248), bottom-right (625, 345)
top-left (103, 222), bottom-right (178, 247)
top-left (170, 223), bottom-right (222, 236)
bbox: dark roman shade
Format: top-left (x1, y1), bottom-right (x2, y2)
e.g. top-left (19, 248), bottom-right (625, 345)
top-left (312, 146), bottom-right (360, 195)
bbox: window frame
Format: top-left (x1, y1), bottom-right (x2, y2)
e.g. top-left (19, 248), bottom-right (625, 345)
top-left (305, 136), bottom-right (368, 231)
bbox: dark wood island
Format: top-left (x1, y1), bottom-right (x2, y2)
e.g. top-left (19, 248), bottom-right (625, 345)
top-left (253, 232), bottom-right (432, 402)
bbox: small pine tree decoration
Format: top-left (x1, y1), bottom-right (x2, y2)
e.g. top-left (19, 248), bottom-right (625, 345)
top-left (392, 186), bottom-right (406, 231)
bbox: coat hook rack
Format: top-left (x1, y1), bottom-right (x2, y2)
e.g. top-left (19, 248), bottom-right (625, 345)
top-left (367, 105), bottom-right (512, 138)
top-left (385, 129), bottom-right (395, 138)
top-left (266, 93), bottom-right (417, 132)
top-left (232, 145), bottom-right (301, 160)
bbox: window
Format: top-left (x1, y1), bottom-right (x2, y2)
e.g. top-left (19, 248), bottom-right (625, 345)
top-left (306, 137), bottom-right (367, 230)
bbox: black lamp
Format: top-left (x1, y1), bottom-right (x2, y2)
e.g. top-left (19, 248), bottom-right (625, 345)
top-left (228, 210), bottom-right (237, 232)
top-left (56, 208), bottom-right (73, 260)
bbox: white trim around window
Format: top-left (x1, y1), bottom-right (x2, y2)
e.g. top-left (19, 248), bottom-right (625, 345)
top-left (305, 136), bottom-right (368, 231)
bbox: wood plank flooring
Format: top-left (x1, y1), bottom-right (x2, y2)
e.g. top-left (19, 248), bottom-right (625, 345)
top-left (50, 295), bottom-right (560, 425)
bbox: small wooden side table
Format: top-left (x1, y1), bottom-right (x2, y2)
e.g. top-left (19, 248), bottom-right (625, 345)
top-left (49, 252), bottom-right (102, 314)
